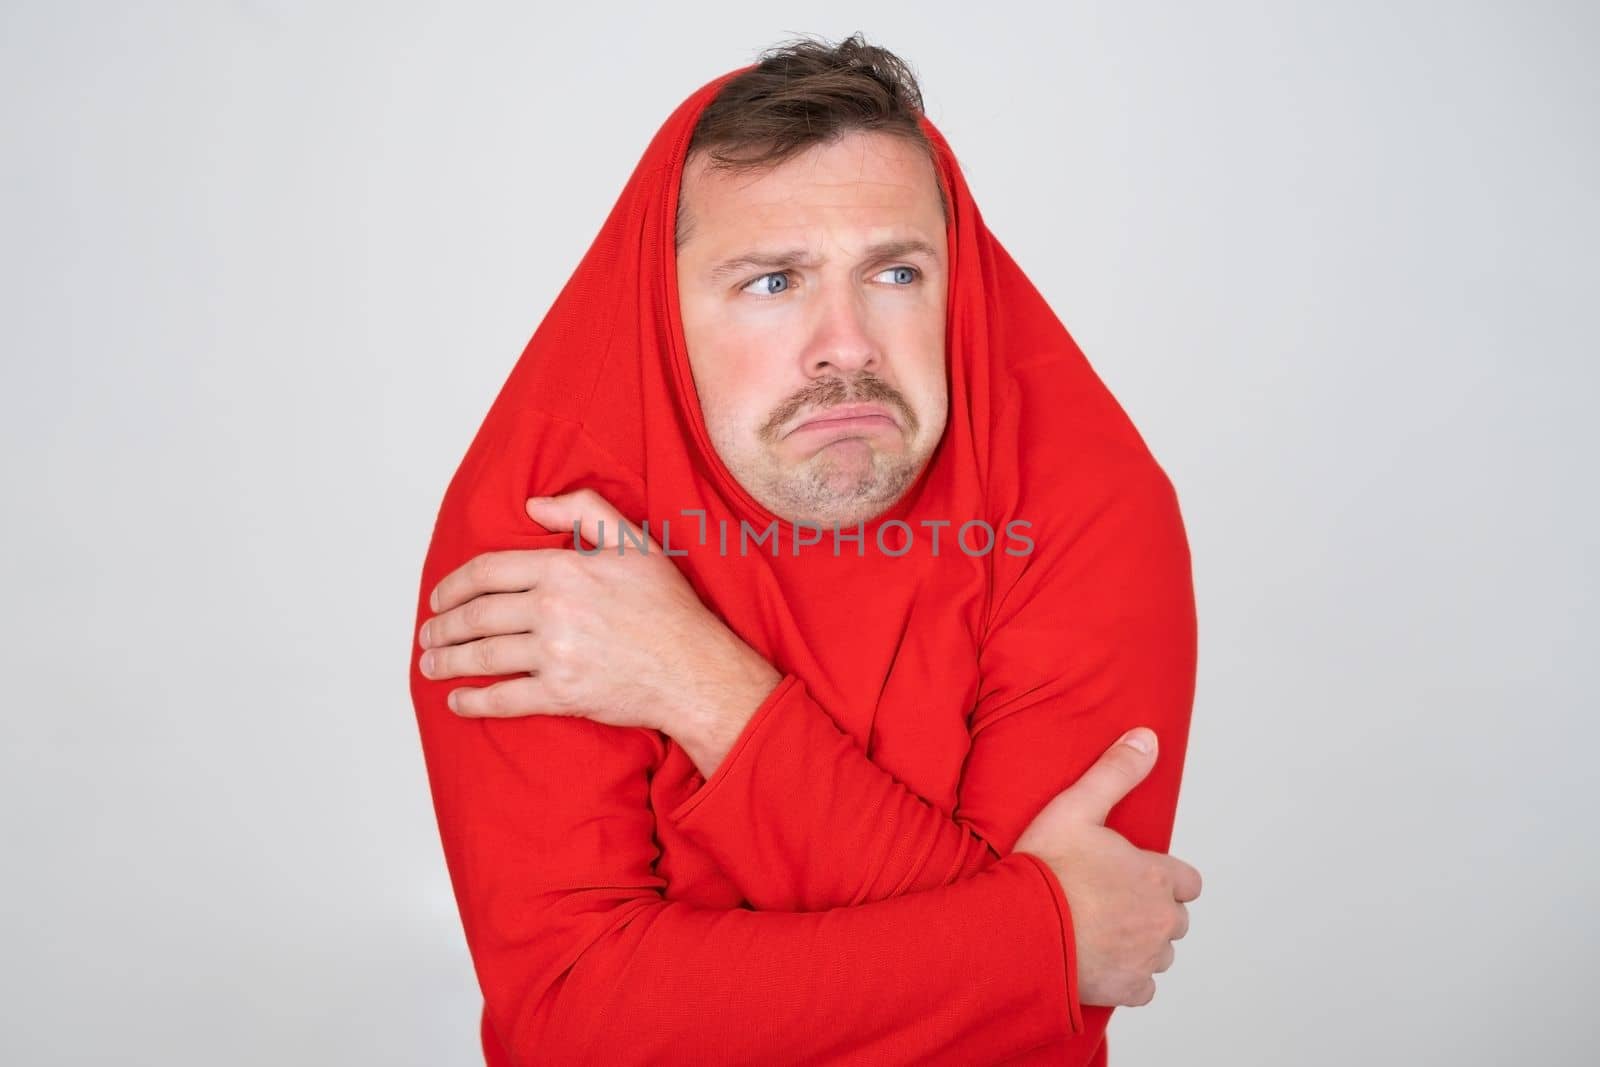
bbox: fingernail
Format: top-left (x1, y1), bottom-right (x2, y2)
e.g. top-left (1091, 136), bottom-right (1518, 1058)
top-left (430, 588), bottom-right (440, 611)
top-left (1124, 728), bottom-right (1154, 754)
top-left (420, 651), bottom-right (435, 676)
top-left (419, 621), bottom-right (431, 646)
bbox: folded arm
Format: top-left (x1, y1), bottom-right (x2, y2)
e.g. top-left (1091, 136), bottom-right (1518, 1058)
top-left (412, 640), bottom-right (1082, 1065)
top-left (411, 400), bottom-right (1193, 1063)
top-left (665, 454), bottom-right (1197, 932)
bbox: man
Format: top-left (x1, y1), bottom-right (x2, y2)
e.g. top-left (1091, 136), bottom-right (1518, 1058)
top-left (410, 34), bottom-right (1200, 1066)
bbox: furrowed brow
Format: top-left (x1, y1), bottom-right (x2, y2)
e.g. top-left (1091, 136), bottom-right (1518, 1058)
top-left (863, 237), bottom-right (941, 264)
top-left (707, 248), bottom-right (817, 282)
top-left (706, 237), bottom-right (940, 282)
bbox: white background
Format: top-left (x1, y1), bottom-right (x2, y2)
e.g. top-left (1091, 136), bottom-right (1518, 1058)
top-left (2, 1), bottom-right (1595, 1063)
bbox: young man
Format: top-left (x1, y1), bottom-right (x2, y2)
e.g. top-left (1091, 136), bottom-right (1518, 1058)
top-left (410, 34), bottom-right (1200, 1066)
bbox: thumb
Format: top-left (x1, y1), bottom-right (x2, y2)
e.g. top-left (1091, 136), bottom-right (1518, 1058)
top-left (525, 488), bottom-right (648, 552)
top-left (1054, 728), bottom-right (1159, 826)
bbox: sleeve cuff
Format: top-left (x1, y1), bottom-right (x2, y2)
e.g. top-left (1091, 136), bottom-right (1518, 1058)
top-left (667, 673), bottom-right (803, 826)
top-left (1010, 849), bottom-right (1086, 1035)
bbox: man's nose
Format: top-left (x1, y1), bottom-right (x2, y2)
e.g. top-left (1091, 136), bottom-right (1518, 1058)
top-left (802, 286), bottom-right (881, 377)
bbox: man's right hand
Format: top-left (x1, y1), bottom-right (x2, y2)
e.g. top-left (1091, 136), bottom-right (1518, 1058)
top-left (1012, 728), bottom-right (1201, 1009)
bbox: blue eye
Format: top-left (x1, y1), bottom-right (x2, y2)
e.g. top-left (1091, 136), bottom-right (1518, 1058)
top-left (740, 265), bottom-right (920, 296)
top-left (743, 272), bottom-right (791, 296)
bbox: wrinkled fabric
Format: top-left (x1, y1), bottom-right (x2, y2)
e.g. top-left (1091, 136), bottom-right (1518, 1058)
top-left (409, 62), bottom-right (1197, 1066)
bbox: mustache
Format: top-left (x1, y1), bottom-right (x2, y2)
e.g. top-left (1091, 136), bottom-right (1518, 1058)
top-left (760, 374), bottom-right (919, 441)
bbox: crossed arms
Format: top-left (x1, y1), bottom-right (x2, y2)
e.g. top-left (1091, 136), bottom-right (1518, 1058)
top-left (409, 410), bottom-right (1197, 1066)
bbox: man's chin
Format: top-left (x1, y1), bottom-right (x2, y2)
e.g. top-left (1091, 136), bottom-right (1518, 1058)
top-left (778, 465), bottom-right (920, 526)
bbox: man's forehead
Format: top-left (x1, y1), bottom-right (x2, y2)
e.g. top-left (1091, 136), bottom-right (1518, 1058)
top-left (679, 170), bottom-right (945, 255)
top-left (683, 134), bottom-right (940, 206)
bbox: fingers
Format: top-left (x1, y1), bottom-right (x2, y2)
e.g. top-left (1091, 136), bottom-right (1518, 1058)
top-left (419, 632), bottom-right (539, 682)
top-left (1171, 901), bottom-right (1189, 941)
top-left (526, 488), bottom-right (652, 553)
top-left (1168, 855), bottom-right (1203, 904)
top-left (1152, 941), bottom-right (1176, 974)
top-left (1057, 727), bottom-right (1159, 825)
top-left (428, 490), bottom-right (654, 611)
top-left (445, 675), bottom-right (564, 719)
top-left (419, 590), bottom-right (531, 650)
top-left (430, 550), bottom-right (557, 613)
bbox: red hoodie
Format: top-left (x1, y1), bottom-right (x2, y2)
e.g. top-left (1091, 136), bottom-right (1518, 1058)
top-left (409, 63), bottom-right (1198, 1066)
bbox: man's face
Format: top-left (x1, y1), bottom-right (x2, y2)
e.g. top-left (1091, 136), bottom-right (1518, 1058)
top-left (674, 129), bottom-right (950, 528)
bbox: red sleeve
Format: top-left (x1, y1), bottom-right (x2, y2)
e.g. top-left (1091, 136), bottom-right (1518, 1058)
top-left (410, 412), bottom-right (1086, 1065)
top-left (412, 635), bottom-right (1081, 1064)
top-left (664, 454), bottom-right (1198, 1046)
top-left (666, 673), bottom-right (1003, 910)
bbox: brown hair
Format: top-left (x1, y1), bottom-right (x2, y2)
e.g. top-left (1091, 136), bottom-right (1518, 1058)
top-left (675, 32), bottom-right (947, 249)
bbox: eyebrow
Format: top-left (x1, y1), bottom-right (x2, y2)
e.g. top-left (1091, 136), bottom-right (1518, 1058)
top-left (706, 237), bottom-right (941, 282)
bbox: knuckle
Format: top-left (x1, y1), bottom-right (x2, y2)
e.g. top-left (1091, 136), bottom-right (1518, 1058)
top-left (469, 552), bottom-right (498, 587)
top-left (544, 630), bottom-right (571, 662)
top-left (541, 555), bottom-right (572, 587)
top-left (472, 638), bottom-right (499, 674)
top-left (1142, 859), bottom-right (1170, 890)
top-left (540, 672), bottom-right (573, 708)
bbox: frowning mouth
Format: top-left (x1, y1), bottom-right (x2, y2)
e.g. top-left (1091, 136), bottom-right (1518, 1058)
top-left (787, 403), bottom-right (901, 438)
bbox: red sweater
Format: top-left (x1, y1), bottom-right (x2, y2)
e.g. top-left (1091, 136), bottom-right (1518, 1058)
top-left (410, 65), bottom-right (1198, 1066)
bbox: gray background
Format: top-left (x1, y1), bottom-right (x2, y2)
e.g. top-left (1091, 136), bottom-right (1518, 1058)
top-left (3, 1), bottom-right (1594, 1063)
